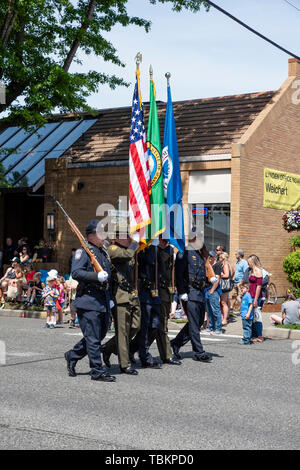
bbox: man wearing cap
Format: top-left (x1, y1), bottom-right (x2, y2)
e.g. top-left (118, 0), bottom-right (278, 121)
top-left (170, 228), bottom-right (212, 363)
top-left (148, 238), bottom-right (181, 366)
top-left (129, 245), bottom-right (162, 368)
top-left (102, 226), bottom-right (141, 375)
top-left (64, 219), bottom-right (116, 382)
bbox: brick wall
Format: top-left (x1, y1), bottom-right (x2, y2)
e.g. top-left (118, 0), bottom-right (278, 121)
top-left (45, 158), bottom-right (231, 274)
top-left (230, 59), bottom-right (300, 296)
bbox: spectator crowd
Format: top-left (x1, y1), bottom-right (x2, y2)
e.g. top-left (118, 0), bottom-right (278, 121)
top-left (0, 236), bottom-right (299, 338)
top-left (0, 235), bottom-right (79, 328)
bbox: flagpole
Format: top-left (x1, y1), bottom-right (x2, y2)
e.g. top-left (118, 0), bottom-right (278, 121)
top-left (165, 72), bottom-right (171, 87)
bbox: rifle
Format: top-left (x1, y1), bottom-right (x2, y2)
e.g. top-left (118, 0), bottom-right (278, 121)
top-left (56, 200), bottom-right (103, 273)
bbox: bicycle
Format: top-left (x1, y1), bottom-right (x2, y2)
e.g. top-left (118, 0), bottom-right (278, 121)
top-left (230, 274), bottom-right (278, 313)
top-left (264, 274), bottom-right (278, 304)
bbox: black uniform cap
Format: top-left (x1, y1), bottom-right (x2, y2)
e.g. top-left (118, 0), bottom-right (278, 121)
top-left (85, 219), bottom-right (104, 235)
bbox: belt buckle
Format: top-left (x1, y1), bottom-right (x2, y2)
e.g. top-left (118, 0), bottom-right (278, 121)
top-left (151, 289), bottom-right (159, 298)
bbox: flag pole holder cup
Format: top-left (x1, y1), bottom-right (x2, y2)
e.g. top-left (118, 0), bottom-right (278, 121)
top-left (130, 290), bottom-right (139, 300)
top-left (151, 289), bottom-right (159, 298)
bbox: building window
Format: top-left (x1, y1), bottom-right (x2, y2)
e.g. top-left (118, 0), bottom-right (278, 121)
top-left (191, 203), bottom-right (230, 253)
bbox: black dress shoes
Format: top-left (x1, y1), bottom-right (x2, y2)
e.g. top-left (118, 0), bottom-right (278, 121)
top-left (170, 341), bottom-right (182, 360)
top-left (141, 360), bottom-right (162, 369)
top-left (194, 353), bottom-right (212, 363)
top-left (102, 349), bottom-right (111, 369)
top-left (163, 357), bottom-right (182, 365)
top-left (129, 353), bottom-right (136, 364)
top-left (64, 352), bottom-right (77, 377)
top-left (91, 372), bottom-right (116, 382)
top-left (120, 366), bottom-right (139, 375)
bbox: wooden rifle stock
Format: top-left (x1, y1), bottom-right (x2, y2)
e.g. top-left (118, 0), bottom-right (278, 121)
top-left (56, 201), bottom-right (103, 273)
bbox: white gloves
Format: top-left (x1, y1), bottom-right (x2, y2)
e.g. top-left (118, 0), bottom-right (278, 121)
top-left (98, 271), bottom-right (108, 283)
top-left (180, 293), bottom-right (188, 302)
top-left (131, 232), bottom-right (140, 243)
top-left (109, 300), bottom-right (114, 309)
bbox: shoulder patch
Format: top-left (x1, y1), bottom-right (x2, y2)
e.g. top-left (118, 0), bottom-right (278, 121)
top-left (75, 249), bottom-right (83, 260)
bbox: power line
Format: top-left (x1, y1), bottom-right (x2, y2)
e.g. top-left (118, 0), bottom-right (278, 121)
top-left (283, 0), bottom-right (300, 12)
top-left (204, 0), bottom-right (300, 61)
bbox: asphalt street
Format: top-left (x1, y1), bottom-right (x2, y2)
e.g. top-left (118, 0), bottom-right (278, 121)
top-left (0, 317), bottom-right (299, 450)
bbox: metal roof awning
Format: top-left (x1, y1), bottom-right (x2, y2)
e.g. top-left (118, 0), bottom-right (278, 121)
top-left (0, 118), bottom-right (98, 190)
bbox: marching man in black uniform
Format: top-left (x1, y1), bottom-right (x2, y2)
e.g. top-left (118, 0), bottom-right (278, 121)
top-left (170, 228), bottom-right (213, 363)
top-left (130, 245), bottom-right (162, 368)
top-left (102, 226), bottom-right (141, 375)
top-left (149, 237), bottom-right (181, 365)
top-left (64, 219), bottom-right (116, 382)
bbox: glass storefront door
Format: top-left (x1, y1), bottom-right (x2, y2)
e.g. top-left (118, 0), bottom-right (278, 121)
top-left (191, 203), bottom-right (230, 253)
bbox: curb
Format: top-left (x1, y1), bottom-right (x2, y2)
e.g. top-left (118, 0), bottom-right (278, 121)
top-left (264, 326), bottom-right (300, 340)
top-left (0, 308), bottom-right (46, 319)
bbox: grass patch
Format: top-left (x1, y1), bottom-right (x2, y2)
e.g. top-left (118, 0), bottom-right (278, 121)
top-left (3, 302), bottom-right (45, 312)
top-left (276, 324), bottom-right (300, 330)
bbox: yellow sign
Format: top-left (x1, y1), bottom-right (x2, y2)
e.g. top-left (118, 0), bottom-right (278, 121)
top-left (264, 168), bottom-right (300, 210)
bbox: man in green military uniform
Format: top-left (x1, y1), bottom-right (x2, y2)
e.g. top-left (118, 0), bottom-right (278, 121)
top-left (150, 238), bottom-right (181, 365)
top-left (102, 227), bottom-right (141, 375)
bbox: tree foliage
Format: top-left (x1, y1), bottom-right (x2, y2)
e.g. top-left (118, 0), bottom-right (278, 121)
top-left (0, 0), bottom-right (210, 127)
top-left (283, 250), bottom-right (300, 288)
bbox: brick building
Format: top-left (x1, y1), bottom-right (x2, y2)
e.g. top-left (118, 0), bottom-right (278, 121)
top-left (1, 59), bottom-right (300, 296)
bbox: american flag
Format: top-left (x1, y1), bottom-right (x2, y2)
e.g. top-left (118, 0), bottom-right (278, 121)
top-left (129, 72), bottom-right (151, 243)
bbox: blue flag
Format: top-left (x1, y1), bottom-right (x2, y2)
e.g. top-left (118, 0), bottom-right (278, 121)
top-left (162, 84), bottom-right (185, 252)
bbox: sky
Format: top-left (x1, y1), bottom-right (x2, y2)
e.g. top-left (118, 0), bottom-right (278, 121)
top-left (70, 0), bottom-right (300, 110)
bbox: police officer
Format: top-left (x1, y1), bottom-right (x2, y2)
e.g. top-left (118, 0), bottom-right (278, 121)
top-left (64, 219), bottom-right (116, 382)
top-left (102, 226), bottom-right (141, 375)
top-left (170, 228), bottom-right (212, 363)
top-left (130, 245), bottom-right (161, 368)
top-left (149, 238), bottom-right (181, 365)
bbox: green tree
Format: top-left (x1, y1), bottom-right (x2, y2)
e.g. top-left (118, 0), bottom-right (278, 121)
top-left (0, 161), bottom-right (10, 187)
top-left (283, 250), bottom-right (300, 298)
top-left (0, 0), bottom-right (210, 127)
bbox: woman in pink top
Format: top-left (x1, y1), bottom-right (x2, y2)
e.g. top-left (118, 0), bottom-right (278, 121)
top-left (247, 255), bottom-right (263, 342)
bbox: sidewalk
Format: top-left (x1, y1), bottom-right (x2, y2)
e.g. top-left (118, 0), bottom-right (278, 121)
top-left (169, 310), bottom-right (300, 340)
top-left (0, 306), bottom-right (299, 340)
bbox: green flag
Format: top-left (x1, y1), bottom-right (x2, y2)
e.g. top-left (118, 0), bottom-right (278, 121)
top-left (146, 74), bottom-right (166, 243)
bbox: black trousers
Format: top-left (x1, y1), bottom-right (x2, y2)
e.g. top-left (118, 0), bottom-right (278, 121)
top-left (172, 300), bottom-right (205, 357)
top-left (130, 302), bottom-right (160, 363)
top-left (67, 308), bottom-right (109, 378)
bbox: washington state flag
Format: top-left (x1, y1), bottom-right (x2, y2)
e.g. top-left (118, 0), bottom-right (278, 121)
top-left (146, 74), bottom-right (166, 243)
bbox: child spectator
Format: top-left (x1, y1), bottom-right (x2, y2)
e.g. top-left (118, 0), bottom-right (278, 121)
top-left (42, 278), bottom-right (59, 329)
top-left (238, 281), bottom-right (254, 345)
top-left (25, 272), bottom-right (43, 306)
